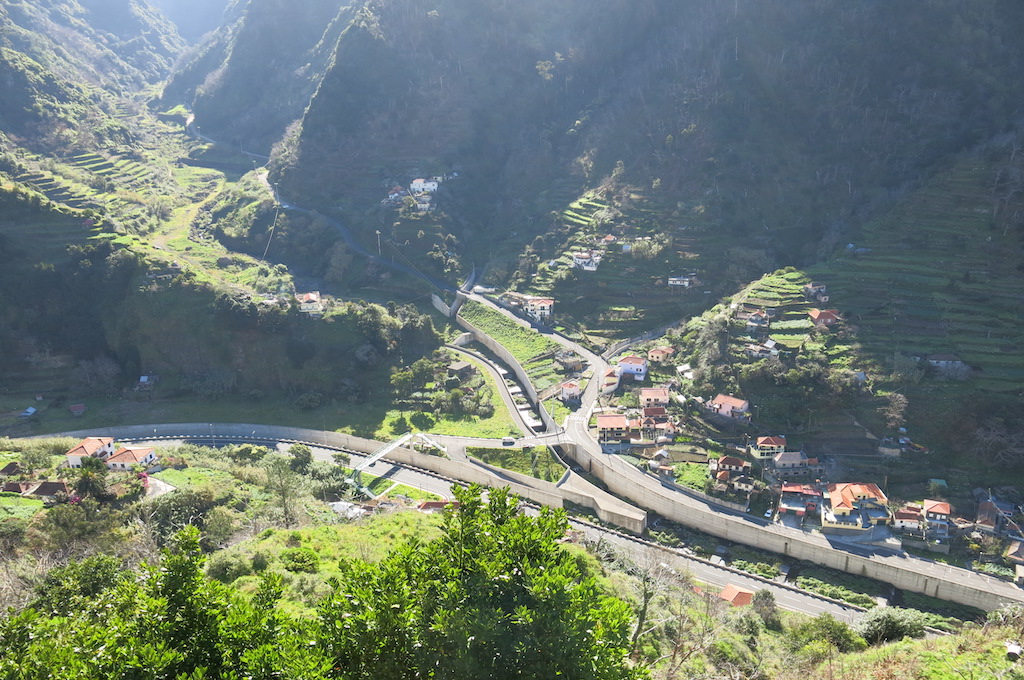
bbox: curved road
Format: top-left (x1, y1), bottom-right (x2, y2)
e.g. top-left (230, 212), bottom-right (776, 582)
top-left (181, 111), bottom-right (1024, 612)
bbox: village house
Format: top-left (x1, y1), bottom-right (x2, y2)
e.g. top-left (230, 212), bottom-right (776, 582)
top-left (731, 475), bottom-right (755, 493)
top-left (771, 450), bottom-right (823, 478)
top-left (751, 435), bottom-right (787, 459)
top-left (639, 387), bottom-right (670, 409)
top-left (24, 480), bottom-right (70, 502)
top-left (706, 393), bottom-right (750, 421)
top-left (639, 407), bottom-right (677, 440)
top-left (745, 309), bottom-right (770, 330)
top-left (409, 178), bottom-right (439, 193)
top-left (560, 380), bottom-right (582, 401)
top-left (718, 584), bottom-right (755, 607)
top-left (926, 353), bottom-right (969, 376)
top-left (68, 403), bottom-right (87, 417)
top-left (803, 282), bottom-right (830, 303)
top-left (893, 503), bottom-right (923, 532)
top-left (296, 291), bottom-right (324, 316)
top-left (596, 413), bottom-right (639, 443)
top-left (922, 499), bottom-right (952, 538)
top-left (65, 437), bottom-right (116, 468)
top-left (807, 308), bottom-right (841, 326)
top-left (601, 366), bottom-right (622, 394)
top-left (524, 297), bottom-right (554, 321)
top-left (709, 455), bottom-right (751, 477)
top-left (105, 447), bottom-right (157, 471)
top-left (646, 452), bottom-right (674, 477)
top-left (617, 355), bottom-right (648, 381)
top-left (571, 250), bottom-right (602, 271)
top-left (778, 483), bottom-right (822, 517)
top-left (668, 274), bottom-right (698, 288)
top-left (744, 339), bottom-right (779, 359)
top-left (647, 346), bottom-right (676, 364)
top-left (821, 482), bottom-right (891, 533)
top-left (447, 360), bottom-right (474, 379)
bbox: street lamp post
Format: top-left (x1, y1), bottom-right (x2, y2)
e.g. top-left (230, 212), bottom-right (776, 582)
top-left (376, 230), bottom-right (382, 256)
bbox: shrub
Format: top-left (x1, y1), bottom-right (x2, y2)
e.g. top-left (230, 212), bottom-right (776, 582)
top-left (206, 551), bottom-right (253, 583)
top-left (854, 607), bottom-right (927, 645)
top-left (280, 546), bottom-right (320, 573)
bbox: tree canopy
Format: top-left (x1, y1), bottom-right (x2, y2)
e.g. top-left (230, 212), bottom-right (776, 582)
top-left (0, 486), bottom-right (645, 680)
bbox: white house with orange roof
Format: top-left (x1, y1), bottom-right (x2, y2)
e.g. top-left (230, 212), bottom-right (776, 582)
top-left (751, 435), bottom-right (786, 459)
top-left (822, 482), bottom-right (891, 532)
top-left (596, 413), bottom-right (639, 442)
top-left (65, 437), bottom-right (115, 468)
top-left (808, 308), bottom-right (840, 326)
top-left (617, 355), bottom-right (647, 381)
top-left (601, 366), bottom-right (622, 395)
top-left (525, 297), bottom-right (553, 321)
top-left (105, 447), bottom-right (158, 471)
top-left (639, 387), bottom-right (670, 409)
top-left (923, 498), bottom-right (952, 538)
top-left (560, 380), bottom-right (582, 401)
top-left (296, 291), bottom-right (324, 315)
top-left (706, 394), bottom-right (750, 420)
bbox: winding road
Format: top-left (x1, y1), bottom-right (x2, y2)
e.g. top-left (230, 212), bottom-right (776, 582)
top-left (166, 112), bottom-right (1024, 613)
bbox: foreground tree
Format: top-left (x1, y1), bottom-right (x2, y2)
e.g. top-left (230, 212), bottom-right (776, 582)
top-left (318, 485), bottom-right (644, 680)
top-left (0, 487), bottom-right (644, 680)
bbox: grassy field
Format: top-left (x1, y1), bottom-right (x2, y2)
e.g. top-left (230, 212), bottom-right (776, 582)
top-left (468, 446), bottom-right (566, 482)
top-left (0, 494), bottom-right (45, 521)
top-left (672, 461), bottom-right (709, 491)
top-left (459, 300), bottom-right (560, 365)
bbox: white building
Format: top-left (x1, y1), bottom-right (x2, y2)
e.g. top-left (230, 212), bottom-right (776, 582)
top-left (616, 355), bottom-right (648, 381)
top-left (410, 178), bottom-right (439, 193)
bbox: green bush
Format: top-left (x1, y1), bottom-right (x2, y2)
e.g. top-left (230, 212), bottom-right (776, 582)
top-left (854, 607), bottom-right (927, 644)
top-left (280, 546), bottom-right (320, 573)
top-left (795, 577), bottom-right (877, 608)
top-left (206, 550), bottom-right (253, 583)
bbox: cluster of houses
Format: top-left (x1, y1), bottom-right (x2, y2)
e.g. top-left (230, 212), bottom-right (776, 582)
top-left (0, 436), bottom-right (159, 504)
top-left (64, 436), bottom-right (159, 471)
top-left (596, 387), bottom-right (680, 444)
top-left (381, 174), bottom-right (455, 212)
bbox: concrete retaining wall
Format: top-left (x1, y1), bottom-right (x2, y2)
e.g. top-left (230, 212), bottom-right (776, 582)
top-left (454, 314), bottom-right (558, 432)
top-left (562, 440), bottom-right (1024, 611)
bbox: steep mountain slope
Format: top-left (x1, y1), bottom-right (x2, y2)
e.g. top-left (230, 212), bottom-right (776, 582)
top-left (147, 0), bottom-right (233, 42)
top-left (258, 0), bottom-right (1024, 265)
top-left (162, 0), bottom-right (356, 153)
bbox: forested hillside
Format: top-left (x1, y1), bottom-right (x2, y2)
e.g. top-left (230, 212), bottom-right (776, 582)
top-left (255, 0), bottom-right (1024, 264)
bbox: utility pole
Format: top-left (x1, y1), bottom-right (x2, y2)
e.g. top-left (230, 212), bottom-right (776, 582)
top-left (376, 229), bottom-right (382, 256)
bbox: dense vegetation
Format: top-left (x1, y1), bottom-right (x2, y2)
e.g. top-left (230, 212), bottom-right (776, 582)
top-left (0, 487), bottom-right (646, 680)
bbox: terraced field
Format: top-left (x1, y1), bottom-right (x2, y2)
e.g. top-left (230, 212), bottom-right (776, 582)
top-left (522, 190), bottom-right (711, 341)
top-left (810, 161), bottom-right (1024, 392)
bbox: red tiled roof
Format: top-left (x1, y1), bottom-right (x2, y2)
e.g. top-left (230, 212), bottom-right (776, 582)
top-left (107, 447), bottom-right (155, 465)
top-left (923, 499), bottom-right (951, 516)
top-left (827, 482), bottom-right (887, 510)
top-left (642, 407), bottom-right (667, 417)
top-left (597, 414), bottom-right (630, 429)
top-left (756, 436), bottom-right (786, 447)
top-left (895, 510), bottom-right (921, 521)
top-left (718, 456), bottom-right (746, 468)
top-left (619, 355), bottom-right (646, 365)
top-left (65, 437), bottom-right (114, 458)
top-left (716, 470), bottom-right (730, 482)
top-left (718, 584), bottom-right (755, 607)
top-left (808, 309), bottom-right (840, 323)
top-left (712, 394), bottom-right (748, 410)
